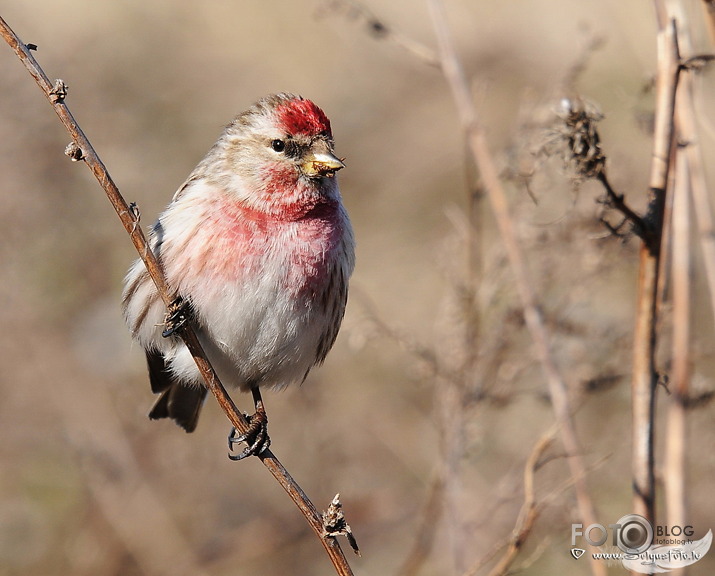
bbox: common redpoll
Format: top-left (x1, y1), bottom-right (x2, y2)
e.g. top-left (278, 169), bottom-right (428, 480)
top-left (122, 93), bottom-right (355, 454)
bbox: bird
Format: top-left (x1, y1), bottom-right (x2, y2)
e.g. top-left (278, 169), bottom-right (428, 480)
top-left (121, 93), bottom-right (355, 458)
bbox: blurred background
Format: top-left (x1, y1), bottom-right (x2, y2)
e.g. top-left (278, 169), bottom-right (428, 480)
top-left (1, 1), bottom-right (714, 575)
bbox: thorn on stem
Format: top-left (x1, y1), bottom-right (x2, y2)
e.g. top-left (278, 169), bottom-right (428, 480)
top-left (64, 141), bottom-right (84, 162)
top-left (657, 372), bottom-right (670, 394)
top-left (128, 202), bottom-right (141, 232)
top-left (682, 390), bottom-right (715, 409)
top-left (322, 493), bottom-right (360, 556)
top-left (49, 79), bottom-right (68, 103)
top-left (680, 53), bottom-right (715, 71)
top-left (368, 19), bottom-right (388, 37)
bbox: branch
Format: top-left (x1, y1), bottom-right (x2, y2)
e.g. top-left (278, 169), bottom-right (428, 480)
top-left (483, 431), bottom-right (554, 576)
top-left (702, 0), bottom-right (715, 45)
top-left (463, 427), bottom-right (608, 576)
top-left (555, 96), bottom-right (649, 241)
top-left (596, 172), bottom-right (647, 236)
top-left (664, 138), bottom-right (690, 535)
top-left (0, 16), bottom-right (356, 576)
top-left (662, 0), bottom-right (705, 546)
top-left (316, 0), bottom-right (439, 66)
top-left (426, 3), bottom-right (605, 575)
top-left (673, 12), bottom-right (715, 354)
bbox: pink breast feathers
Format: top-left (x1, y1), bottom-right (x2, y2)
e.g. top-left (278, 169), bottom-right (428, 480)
top-left (183, 194), bottom-right (342, 295)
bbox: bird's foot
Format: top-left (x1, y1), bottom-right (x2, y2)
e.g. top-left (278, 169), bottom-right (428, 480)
top-left (228, 395), bottom-right (270, 461)
top-left (162, 296), bottom-right (191, 337)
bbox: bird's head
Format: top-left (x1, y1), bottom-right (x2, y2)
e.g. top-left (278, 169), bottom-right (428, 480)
top-left (217, 93), bottom-right (345, 219)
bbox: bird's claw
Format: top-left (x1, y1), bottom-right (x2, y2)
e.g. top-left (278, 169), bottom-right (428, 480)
top-left (162, 296), bottom-right (191, 337)
top-left (227, 406), bottom-right (270, 461)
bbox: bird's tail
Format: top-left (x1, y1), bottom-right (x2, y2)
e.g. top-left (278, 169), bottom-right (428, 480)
top-left (145, 350), bottom-right (208, 433)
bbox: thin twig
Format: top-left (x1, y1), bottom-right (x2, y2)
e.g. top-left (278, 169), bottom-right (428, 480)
top-left (596, 172), bottom-right (649, 240)
top-left (0, 16), bottom-right (355, 576)
top-left (556, 97), bottom-right (649, 240)
top-left (463, 426), bottom-right (611, 576)
top-left (355, 288), bottom-right (463, 386)
top-left (316, 0), bottom-right (440, 66)
top-left (483, 431), bottom-right (554, 576)
top-left (426, 3), bottom-right (605, 575)
top-left (438, 374), bottom-right (468, 574)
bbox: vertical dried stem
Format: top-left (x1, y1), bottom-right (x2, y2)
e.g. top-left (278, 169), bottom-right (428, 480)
top-left (665, 3), bottom-right (701, 566)
top-left (426, 2), bottom-right (604, 575)
top-left (684, 106), bottom-right (715, 328)
top-left (631, 14), bottom-right (681, 527)
top-left (702, 0), bottom-right (715, 44)
top-left (672, 1), bottom-right (715, 335)
top-left (630, 214), bottom-right (660, 525)
top-left (440, 377), bottom-right (467, 574)
top-left (0, 16), bottom-right (355, 576)
top-left (665, 145), bottom-right (690, 552)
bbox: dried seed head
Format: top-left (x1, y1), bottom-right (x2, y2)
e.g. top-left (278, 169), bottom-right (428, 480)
top-left (558, 97), bottom-right (606, 179)
top-left (49, 79), bottom-right (68, 103)
top-left (64, 141), bottom-right (84, 161)
top-left (322, 494), bottom-right (360, 556)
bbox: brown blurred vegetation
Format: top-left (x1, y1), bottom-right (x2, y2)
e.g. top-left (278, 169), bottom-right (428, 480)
top-left (1, 1), bottom-right (714, 575)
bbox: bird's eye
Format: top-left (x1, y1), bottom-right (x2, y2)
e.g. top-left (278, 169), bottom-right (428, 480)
top-left (271, 139), bottom-right (286, 153)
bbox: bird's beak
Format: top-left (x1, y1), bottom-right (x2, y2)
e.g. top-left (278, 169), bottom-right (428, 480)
top-left (301, 151), bottom-right (345, 178)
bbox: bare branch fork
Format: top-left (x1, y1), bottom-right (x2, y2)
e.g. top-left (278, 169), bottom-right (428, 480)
top-left (0, 16), bottom-right (357, 576)
top-left (593, 25), bottom-right (712, 263)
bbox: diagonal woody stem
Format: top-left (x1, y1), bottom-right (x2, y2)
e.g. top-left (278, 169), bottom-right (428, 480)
top-left (426, 2), bottom-right (605, 575)
top-left (0, 15), bottom-right (355, 576)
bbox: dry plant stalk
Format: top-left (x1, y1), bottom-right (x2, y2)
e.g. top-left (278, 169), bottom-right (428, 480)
top-left (665, 143), bottom-right (690, 537)
top-left (482, 431), bottom-right (554, 576)
top-left (0, 16), bottom-right (356, 576)
top-left (557, 4), bottom-right (709, 552)
top-left (316, 0), bottom-right (440, 66)
top-left (663, 0), bottom-right (705, 552)
top-left (670, 0), bottom-right (715, 329)
top-left (557, 97), bottom-right (647, 239)
top-left (679, 60), bottom-right (715, 331)
top-left (630, 17), bottom-right (681, 527)
top-left (426, 2), bottom-right (605, 575)
top-left (702, 0), bottom-right (715, 44)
